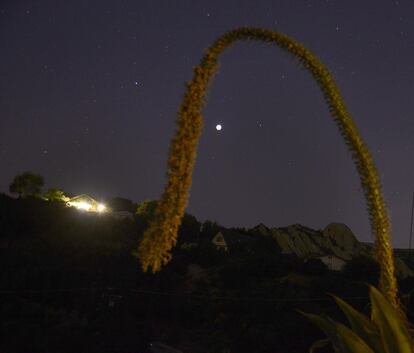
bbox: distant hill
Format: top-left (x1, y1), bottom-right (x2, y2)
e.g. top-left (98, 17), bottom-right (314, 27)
top-left (249, 222), bottom-right (413, 278)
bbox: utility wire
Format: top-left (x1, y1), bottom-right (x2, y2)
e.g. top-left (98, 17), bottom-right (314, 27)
top-left (0, 287), bottom-right (373, 303)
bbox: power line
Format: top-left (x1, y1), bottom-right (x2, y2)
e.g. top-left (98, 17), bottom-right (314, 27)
top-left (0, 286), bottom-right (371, 303)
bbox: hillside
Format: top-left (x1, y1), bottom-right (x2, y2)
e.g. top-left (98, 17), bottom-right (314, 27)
top-left (1, 193), bottom-right (414, 353)
top-left (250, 222), bottom-right (413, 278)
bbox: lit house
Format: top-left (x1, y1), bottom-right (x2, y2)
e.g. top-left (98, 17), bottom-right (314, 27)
top-left (67, 194), bottom-right (107, 213)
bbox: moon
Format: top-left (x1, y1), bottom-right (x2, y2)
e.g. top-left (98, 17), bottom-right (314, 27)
top-left (215, 124), bottom-right (222, 131)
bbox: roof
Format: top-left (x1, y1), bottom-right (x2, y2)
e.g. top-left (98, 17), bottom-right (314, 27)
top-left (306, 253), bottom-right (348, 262)
top-left (69, 194), bottom-right (98, 203)
top-left (213, 229), bottom-right (254, 246)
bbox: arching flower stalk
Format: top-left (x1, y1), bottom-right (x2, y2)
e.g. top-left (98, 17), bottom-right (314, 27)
top-left (137, 27), bottom-right (400, 316)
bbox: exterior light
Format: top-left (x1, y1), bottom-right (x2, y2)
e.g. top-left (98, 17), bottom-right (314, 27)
top-left (66, 195), bottom-right (108, 213)
top-left (68, 201), bottom-right (92, 211)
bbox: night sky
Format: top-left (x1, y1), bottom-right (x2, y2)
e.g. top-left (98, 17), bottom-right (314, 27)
top-left (1, 1), bottom-right (414, 247)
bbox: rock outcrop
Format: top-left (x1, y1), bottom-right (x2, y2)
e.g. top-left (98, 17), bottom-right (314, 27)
top-left (251, 222), bottom-right (413, 278)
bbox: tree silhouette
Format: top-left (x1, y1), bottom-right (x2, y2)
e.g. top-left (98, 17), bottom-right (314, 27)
top-left (136, 200), bottom-right (158, 220)
top-left (44, 188), bottom-right (67, 202)
top-left (9, 172), bottom-right (44, 198)
top-left (109, 196), bottom-right (137, 212)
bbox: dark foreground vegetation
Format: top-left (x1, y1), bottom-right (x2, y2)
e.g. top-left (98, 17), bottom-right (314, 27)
top-left (1, 194), bottom-right (414, 353)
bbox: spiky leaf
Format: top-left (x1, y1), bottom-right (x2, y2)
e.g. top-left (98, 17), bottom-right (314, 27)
top-left (332, 295), bottom-right (385, 353)
top-left (369, 286), bottom-right (412, 353)
top-left (299, 311), bottom-right (341, 353)
top-left (334, 320), bottom-right (377, 353)
top-left (309, 338), bottom-right (330, 353)
top-left (301, 311), bottom-right (376, 353)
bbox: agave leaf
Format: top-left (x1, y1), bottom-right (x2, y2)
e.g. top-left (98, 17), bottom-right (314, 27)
top-left (300, 310), bottom-right (376, 353)
top-left (332, 295), bottom-right (385, 353)
top-left (369, 286), bottom-right (412, 353)
top-left (334, 320), bottom-right (377, 353)
top-left (309, 338), bottom-right (330, 353)
top-left (299, 311), bottom-right (342, 353)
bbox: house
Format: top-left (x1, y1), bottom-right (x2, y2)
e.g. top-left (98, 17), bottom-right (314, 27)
top-left (306, 254), bottom-right (347, 271)
top-left (67, 194), bottom-right (107, 213)
top-left (212, 231), bottom-right (228, 251)
top-left (211, 230), bottom-right (254, 252)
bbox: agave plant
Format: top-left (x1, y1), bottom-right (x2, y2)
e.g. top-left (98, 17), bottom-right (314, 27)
top-left (136, 26), bottom-right (412, 347)
top-left (138, 26), bottom-right (399, 314)
top-left (300, 286), bottom-right (412, 353)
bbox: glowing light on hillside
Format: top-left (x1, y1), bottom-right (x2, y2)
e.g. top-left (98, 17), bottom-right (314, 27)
top-left (68, 201), bottom-right (92, 211)
top-left (97, 203), bottom-right (106, 212)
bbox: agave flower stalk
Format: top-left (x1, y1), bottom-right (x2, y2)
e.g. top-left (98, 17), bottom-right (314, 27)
top-left (137, 27), bottom-right (399, 314)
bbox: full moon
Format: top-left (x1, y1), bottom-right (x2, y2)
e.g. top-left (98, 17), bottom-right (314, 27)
top-left (215, 124), bottom-right (222, 131)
